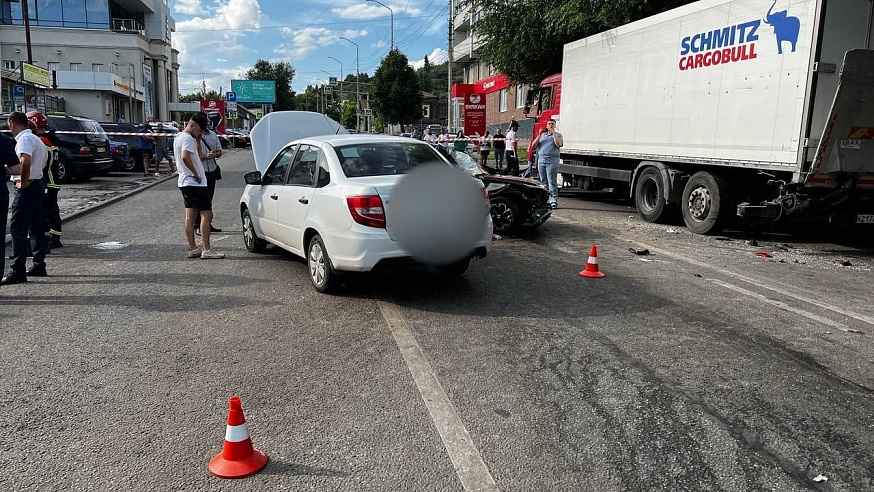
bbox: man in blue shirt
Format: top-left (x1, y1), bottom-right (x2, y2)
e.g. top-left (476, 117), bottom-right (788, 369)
top-left (531, 118), bottom-right (564, 208)
top-left (138, 123), bottom-right (156, 176)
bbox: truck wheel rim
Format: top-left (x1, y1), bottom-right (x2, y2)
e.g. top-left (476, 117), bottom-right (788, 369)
top-left (309, 242), bottom-right (326, 286)
top-left (688, 186), bottom-right (711, 220)
top-left (642, 178), bottom-right (659, 211)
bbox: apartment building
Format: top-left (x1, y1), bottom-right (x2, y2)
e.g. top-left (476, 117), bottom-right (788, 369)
top-left (450, 0), bottom-right (531, 136)
top-left (0, 0), bottom-right (179, 123)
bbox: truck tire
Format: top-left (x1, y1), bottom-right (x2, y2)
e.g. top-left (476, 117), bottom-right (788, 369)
top-left (634, 166), bottom-right (671, 222)
top-left (681, 171), bottom-right (735, 235)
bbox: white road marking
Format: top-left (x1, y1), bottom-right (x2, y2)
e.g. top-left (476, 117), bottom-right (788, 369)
top-left (613, 236), bottom-right (874, 327)
top-left (707, 279), bottom-right (850, 331)
top-left (377, 301), bottom-right (499, 492)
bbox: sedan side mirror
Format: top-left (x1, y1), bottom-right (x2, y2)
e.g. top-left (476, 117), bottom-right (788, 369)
top-left (244, 170), bottom-right (263, 185)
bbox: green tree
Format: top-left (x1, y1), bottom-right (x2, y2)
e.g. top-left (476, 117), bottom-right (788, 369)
top-left (414, 61), bottom-right (461, 98)
top-left (469, 0), bottom-right (695, 85)
top-left (371, 49), bottom-right (422, 127)
top-left (179, 89), bottom-right (222, 103)
top-left (340, 100), bottom-right (357, 129)
top-left (245, 59), bottom-right (297, 110)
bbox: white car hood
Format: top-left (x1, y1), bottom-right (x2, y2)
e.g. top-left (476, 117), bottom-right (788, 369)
top-left (250, 111), bottom-right (347, 175)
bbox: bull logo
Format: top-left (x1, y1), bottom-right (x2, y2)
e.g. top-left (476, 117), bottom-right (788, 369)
top-left (469, 94), bottom-right (481, 104)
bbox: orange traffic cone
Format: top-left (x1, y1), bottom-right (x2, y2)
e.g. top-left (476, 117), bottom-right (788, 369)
top-left (579, 245), bottom-right (605, 278)
top-left (209, 396), bottom-right (268, 479)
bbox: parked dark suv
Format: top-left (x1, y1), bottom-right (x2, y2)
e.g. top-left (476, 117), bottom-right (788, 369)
top-left (45, 114), bottom-right (114, 182)
top-left (100, 122), bottom-right (143, 170)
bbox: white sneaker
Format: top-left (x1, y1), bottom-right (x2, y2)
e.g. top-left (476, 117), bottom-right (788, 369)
top-left (154, 173), bottom-right (161, 176)
top-left (187, 247), bottom-right (202, 258)
top-left (200, 248), bottom-right (225, 259)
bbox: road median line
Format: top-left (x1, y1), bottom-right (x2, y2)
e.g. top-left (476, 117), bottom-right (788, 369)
top-left (377, 300), bottom-right (499, 492)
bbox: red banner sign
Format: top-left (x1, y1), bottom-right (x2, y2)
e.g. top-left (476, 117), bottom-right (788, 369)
top-left (463, 92), bottom-right (486, 137)
top-left (199, 99), bottom-right (226, 135)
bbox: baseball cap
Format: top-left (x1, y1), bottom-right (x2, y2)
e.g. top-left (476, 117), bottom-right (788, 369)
top-left (190, 113), bottom-right (209, 131)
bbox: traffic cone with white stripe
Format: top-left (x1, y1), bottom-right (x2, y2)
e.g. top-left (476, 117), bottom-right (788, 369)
top-left (209, 396), bottom-right (268, 478)
top-left (579, 245), bottom-right (605, 278)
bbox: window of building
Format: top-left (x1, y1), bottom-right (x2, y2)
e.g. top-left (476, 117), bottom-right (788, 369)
top-left (422, 104), bottom-right (431, 118)
top-left (2, 0), bottom-right (111, 29)
top-left (92, 63), bottom-right (103, 72)
top-left (499, 89), bottom-right (508, 113)
top-left (47, 62), bottom-right (60, 72)
top-left (515, 85), bottom-right (526, 108)
top-left (3, 60), bottom-right (17, 70)
top-left (70, 63), bottom-right (82, 71)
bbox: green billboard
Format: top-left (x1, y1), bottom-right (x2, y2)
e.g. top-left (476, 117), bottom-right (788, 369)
top-left (230, 80), bottom-right (276, 104)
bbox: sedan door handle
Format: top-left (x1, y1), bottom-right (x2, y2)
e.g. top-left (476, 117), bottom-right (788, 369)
top-left (298, 197), bottom-right (309, 204)
top-left (270, 194), bottom-right (278, 200)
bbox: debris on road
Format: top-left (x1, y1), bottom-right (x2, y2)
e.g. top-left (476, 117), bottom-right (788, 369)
top-left (835, 259), bottom-right (853, 266)
top-left (755, 252), bottom-right (774, 259)
top-left (492, 234), bottom-right (502, 241)
top-left (747, 240), bottom-right (760, 246)
top-left (628, 248), bottom-right (650, 256)
top-left (91, 241), bottom-right (126, 251)
top-left (694, 273), bottom-right (703, 278)
top-left (715, 236), bottom-right (732, 241)
top-left (813, 475), bottom-right (828, 483)
top-left (842, 328), bottom-right (865, 335)
top-left (666, 228), bottom-right (679, 234)
top-left (777, 243), bottom-right (794, 251)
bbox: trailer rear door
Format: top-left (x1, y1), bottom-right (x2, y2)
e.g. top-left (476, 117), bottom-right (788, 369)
top-left (806, 49), bottom-right (874, 189)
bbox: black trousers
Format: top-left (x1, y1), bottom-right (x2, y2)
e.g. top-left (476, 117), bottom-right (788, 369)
top-left (44, 187), bottom-right (61, 237)
top-left (1, 180), bottom-right (8, 278)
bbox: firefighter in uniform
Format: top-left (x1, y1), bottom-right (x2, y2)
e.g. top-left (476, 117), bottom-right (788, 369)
top-left (26, 111), bottom-right (63, 249)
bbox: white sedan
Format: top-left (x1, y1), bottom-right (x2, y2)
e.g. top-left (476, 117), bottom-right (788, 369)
top-left (240, 112), bottom-right (493, 293)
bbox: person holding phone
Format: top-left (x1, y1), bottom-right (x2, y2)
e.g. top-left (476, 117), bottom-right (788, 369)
top-left (530, 118), bottom-right (563, 208)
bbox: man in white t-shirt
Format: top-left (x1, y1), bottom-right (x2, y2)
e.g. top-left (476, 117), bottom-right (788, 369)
top-left (174, 113), bottom-right (224, 259)
top-left (424, 128), bottom-right (438, 144)
top-left (3, 112), bottom-right (49, 284)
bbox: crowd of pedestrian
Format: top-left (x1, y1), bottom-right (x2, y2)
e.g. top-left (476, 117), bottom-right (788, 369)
top-left (1, 111), bottom-right (226, 287)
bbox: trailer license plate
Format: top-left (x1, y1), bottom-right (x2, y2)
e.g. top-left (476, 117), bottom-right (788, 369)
top-left (96, 147), bottom-right (105, 153)
top-left (857, 214), bottom-right (874, 224)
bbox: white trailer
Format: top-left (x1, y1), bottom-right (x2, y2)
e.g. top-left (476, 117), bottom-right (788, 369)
top-left (546, 0), bottom-right (874, 233)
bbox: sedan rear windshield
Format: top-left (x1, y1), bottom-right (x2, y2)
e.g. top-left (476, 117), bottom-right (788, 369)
top-left (334, 142), bottom-right (446, 177)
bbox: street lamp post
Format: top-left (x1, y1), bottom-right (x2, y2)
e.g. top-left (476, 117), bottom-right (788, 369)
top-left (327, 56), bottom-right (343, 101)
top-left (340, 37), bottom-right (360, 132)
top-left (366, 0), bottom-right (393, 50)
top-left (319, 69), bottom-right (335, 115)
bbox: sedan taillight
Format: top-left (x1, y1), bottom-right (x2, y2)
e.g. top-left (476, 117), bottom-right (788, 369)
top-left (346, 195), bottom-right (386, 228)
top-left (78, 146), bottom-right (92, 155)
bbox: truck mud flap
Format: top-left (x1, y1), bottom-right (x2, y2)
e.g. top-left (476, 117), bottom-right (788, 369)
top-left (807, 49), bottom-right (874, 189)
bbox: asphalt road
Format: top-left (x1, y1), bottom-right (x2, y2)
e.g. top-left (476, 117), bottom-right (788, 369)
top-left (1, 149), bottom-right (872, 491)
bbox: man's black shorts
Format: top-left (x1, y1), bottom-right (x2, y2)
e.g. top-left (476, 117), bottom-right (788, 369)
top-left (141, 150), bottom-right (154, 159)
top-left (180, 186), bottom-right (212, 210)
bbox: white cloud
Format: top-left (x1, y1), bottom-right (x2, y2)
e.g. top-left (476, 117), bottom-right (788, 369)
top-left (274, 28), bottom-right (368, 60)
top-left (409, 48), bottom-right (447, 69)
top-left (174, 0), bottom-right (204, 15)
top-left (372, 40), bottom-right (386, 49)
top-left (332, 2), bottom-right (420, 20)
top-left (173, 0), bottom-right (263, 93)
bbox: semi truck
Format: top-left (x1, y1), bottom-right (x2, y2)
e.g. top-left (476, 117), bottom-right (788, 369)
top-left (525, 0), bottom-right (874, 234)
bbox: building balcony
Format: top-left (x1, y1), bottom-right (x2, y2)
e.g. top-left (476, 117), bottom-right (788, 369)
top-left (112, 18), bottom-right (146, 35)
top-left (453, 1), bottom-right (470, 31)
top-left (452, 35), bottom-right (478, 63)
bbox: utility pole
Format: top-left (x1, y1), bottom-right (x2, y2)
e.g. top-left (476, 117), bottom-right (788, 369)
top-left (447, 3), bottom-right (454, 133)
top-left (340, 37), bottom-right (360, 132)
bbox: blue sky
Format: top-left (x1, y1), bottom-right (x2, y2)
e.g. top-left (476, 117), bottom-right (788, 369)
top-left (171, 0), bottom-right (449, 97)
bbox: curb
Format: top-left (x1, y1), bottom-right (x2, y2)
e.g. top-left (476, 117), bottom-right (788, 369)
top-left (4, 173), bottom-right (177, 248)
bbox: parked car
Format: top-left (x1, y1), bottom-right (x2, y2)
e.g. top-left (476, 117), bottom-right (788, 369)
top-left (426, 124), bottom-right (443, 134)
top-left (226, 128), bottom-right (249, 147)
top-left (240, 111), bottom-right (492, 293)
top-left (44, 114), bottom-right (114, 182)
top-left (439, 147), bottom-right (551, 235)
top-left (110, 141), bottom-right (136, 171)
top-left (99, 122), bottom-right (144, 170)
